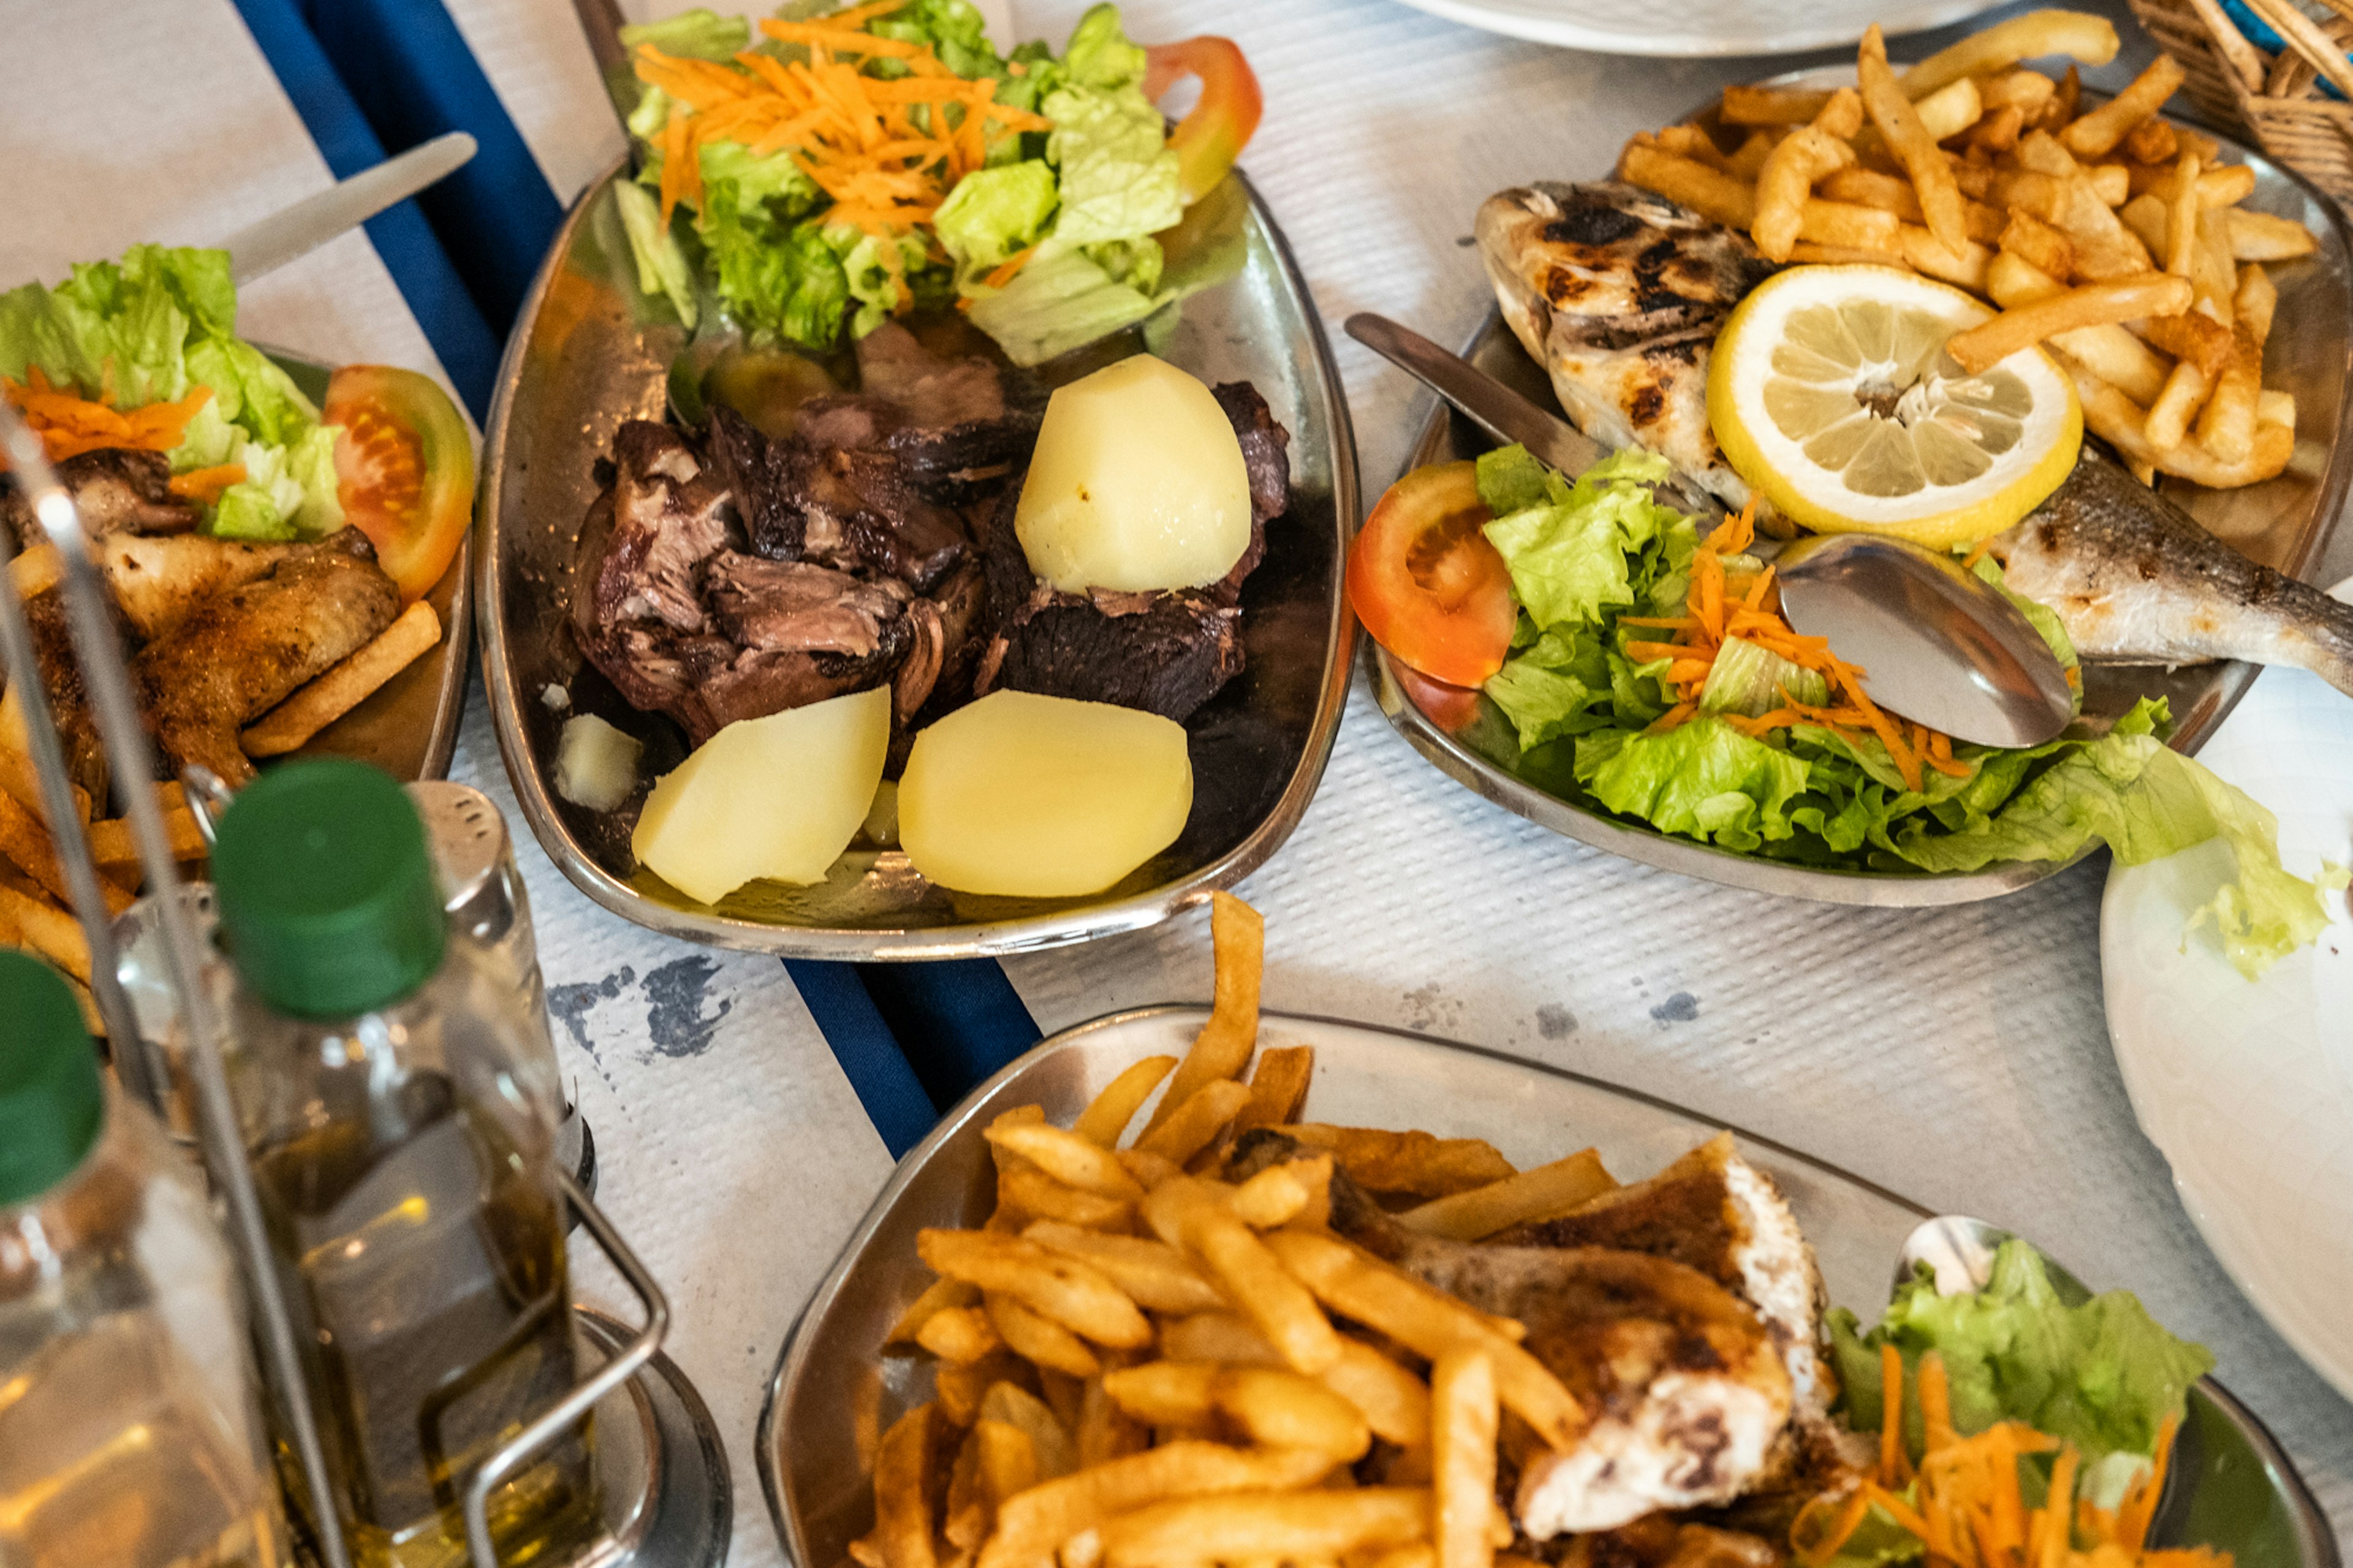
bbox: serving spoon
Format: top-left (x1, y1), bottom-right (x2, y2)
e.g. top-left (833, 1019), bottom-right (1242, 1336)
top-left (1346, 312), bottom-right (2075, 749)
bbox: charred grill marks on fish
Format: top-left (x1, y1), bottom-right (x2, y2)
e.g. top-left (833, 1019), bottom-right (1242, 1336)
top-left (1477, 178), bottom-right (2353, 697)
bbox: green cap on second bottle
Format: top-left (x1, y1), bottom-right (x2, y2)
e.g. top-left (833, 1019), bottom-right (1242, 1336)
top-left (213, 758), bottom-right (446, 1019)
top-left (0, 950), bottom-right (104, 1207)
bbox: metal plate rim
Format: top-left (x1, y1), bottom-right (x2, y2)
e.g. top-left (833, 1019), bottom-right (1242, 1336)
top-left (1374, 97), bottom-right (2353, 908)
top-left (477, 163), bottom-right (1359, 961)
top-left (756, 1004), bottom-right (2340, 1568)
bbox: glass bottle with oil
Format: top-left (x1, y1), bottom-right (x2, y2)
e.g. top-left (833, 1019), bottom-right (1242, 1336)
top-left (0, 949), bottom-right (287, 1568)
top-left (210, 760), bottom-right (601, 1568)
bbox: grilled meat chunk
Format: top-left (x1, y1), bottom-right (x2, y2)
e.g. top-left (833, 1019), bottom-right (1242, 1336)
top-left (709, 406), bottom-right (968, 593)
top-left (1478, 181), bottom-right (1773, 513)
top-left (595, 421), bottom-right (733, 632)
top-left (4, 449), bottom-right (199, 550)
top-left (21, 591), bottom-right (112, 801)
top-left (1227, 1131), bottom-right (1794, 1534)
top-left (776, 320), bottom-right (1042, 504)
top-left (1535, 1516), bottom-right (1782, 1568)
top-left (134, 528), bottom-right (400, 787)
top-left (703, 551), bottom-right (911, 657)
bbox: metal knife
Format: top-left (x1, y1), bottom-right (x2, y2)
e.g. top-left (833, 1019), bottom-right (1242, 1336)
top-left (219, 132), bottom-right (478, 284)
top-left (1344, 312), bottom-right (1607, 479)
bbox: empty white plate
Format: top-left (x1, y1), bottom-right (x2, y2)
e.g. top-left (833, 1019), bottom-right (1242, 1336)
top-left (1388, 0), bottom-right (2008, 57)
top-left (2101, 645), bottom-right (2353, 1401)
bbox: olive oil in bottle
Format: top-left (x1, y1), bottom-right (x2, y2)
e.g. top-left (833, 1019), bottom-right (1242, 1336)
top-left (213, 760), bottom-right (601, 1568)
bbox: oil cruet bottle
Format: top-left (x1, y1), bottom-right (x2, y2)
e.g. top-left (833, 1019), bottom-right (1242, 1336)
top-left (0, 949), bottom-right (287, 1568)
top-left (208, 759), bottom-right (601, 1568)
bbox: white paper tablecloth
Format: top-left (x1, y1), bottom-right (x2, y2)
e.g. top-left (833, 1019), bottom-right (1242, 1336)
top-left (0, 10), bottom-right (896, 1563)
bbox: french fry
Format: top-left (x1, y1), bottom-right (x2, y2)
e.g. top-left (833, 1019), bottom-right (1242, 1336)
top-left (2136, 310), bottom-right (2236, 379)
top-left (1074, 1056), bottom-right (1178, 1148)
top-left (874, 1404), bottom-right (944, 1568)
top-left (1431, 1350), bottom-right (1498, 1568)
top-left (1145, 1178), bottom-right (1343, 1376)
top-left (0, 884), bottom-right (89, 982)
top-left (1912, 76), bottom-right (1983, 142)
top-left (945, 1425), bottom-right (993, 1550)
top-left (2165, 157), bottom-right (2203, 277)
top-left (983, 1382), bottom-right (1080, 1479)
top-left (1231, 1045), bottom-right (1314, 1136)
top-left (1900, 227), bottom-right (1990, 290)
top-left (2060, 55), bottom-right (2186, 157)
top-left (1753, 126), bottom-right (1854, 262)
top-left (2123, 116), bottom-right (2180, 164)
top-left (2145, 360), bottom-right (2212, 452)
top-left (977, 1442), bottom-right (1338, 1568)
top-left (1143, 892), bottom-right (1263, 1135)
top-left (1724, 129), bottom-right (1778, 181)
top-left (0, 787), bottom-right (131, 915)
top-left (933, 1349), bottom-right (1031, 1425)
top-left (919, 1231), bottom-right (1154, 1349)
top-left (891, 1274), bottom-right (985, 1343)
top-left (2045, 64), bottom-right (2082, 131)
top-left (1970, 102), bottom-right (2028, 150)
top-left (1945, 274), bottom-right (2192, 373)
top-left (1896, 10), bottom-right (2120, 99)
top-left (1788, 243), bottom-right (1908, 267)
top-left (10, 544), bottom-right (59, 599)
top-left (2199, 265), bottom-right (2275, 463)
top-left (1135, 1080), bottom-right (1252, 1165)
top-left (991, 1122), bottom-right (1150, 1203)
top-left (1860, 26), bottom-right (1966, 255)
top-left (1987, 167), bottom-right (2069, 224)
top-left (2193, 205), bottom-right (2240, 319)
top-left (1798, 200), bottom-right (1904, 252)
top-left (2051, 325), bottom-right (2173, 406)
top-left (1998, 210), bottom-right (2076, 279)
top-left (1263, 1230), bottom-right (1583, 1449)
top-left (1103, 1363), bottom-right (1370, 1460)
top-left (2197, 164), bottom-right (2257, 208)
top-left (1025, 1222), bottom-right (1228, 1315)
top-left (1282, 1126), bottom-right (1515, 1200)
top-left (1814, 86), bottom-right (1865, 141)
top-left (1652, 123), bottom-right (1730, 171)
top-left (2238, 262), bottom-right (2279, 344)
top-left (1721, 83), bottom-right (1833, 126)
top-left (2065, 360), bottom-right (2295, 484)
top-left (1116, 1148), bottom-right (1183, 1190)
top-left (988, 1290), bottom-right (1104, 1378)
top-left (1618, 144), bottom-right (1759, 230)
top-left (2226, 207), bottom-right (2316, 261)
top-left (1077, 1374), bottom-right (1150, 1468)
top-left (1159, 1312), bottom-right (1433, 1449)
top-left (920, 1305), bottom-right (1007, 1365)
top-left (241, 600), bottom-right (442, 757)
top-left (1397, 1149), bottom-right (1618, 1242)
top-left (1980, 68), bottom-right (2059, 115)
top-left (1226, 1161), bottom-right (1316, 1229)
top-left (1099, 1488), bottom-right (1430, 1568)
top-left (86, 806), bottom-right (207, 874)
top-left (1001, 1167), bottom-right (1133, 1230)
top-left (0, 746), bottom-right (89, 829)
top-left (2259, 388), bottom-right (2296, 428)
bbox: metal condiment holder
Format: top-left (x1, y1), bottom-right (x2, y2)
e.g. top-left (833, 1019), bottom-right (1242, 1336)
top-left (0, 406), bottom-right (724, 1568)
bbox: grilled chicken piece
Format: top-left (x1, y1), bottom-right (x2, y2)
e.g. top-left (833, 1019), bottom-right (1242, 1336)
top-left (1539, 1515), bottom-right (1782, 1568)
top-left (98, 533), bottom-right (303, 641)
top-left (2, 449), bottom-right (199, 550)
top-left (1227, 1132), bottom-right (1794, 1534)
top-left (133, 529), bottom-right (399, 787)
top-left (1477, 181), bottom-right (1773, 515)
top-left (19, 591), bottom-right (113, 802)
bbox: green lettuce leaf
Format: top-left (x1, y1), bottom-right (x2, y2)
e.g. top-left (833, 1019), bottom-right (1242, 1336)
top-left (705, 206), bottom-right (851, 349)
top-left (1575, 716), bottom-right (1812, 853)
top-left (1893, 697), bottom-right (2336, 976)
top-left (1061, 2), bottom-right (1148, 89)
top-left (868, 0), bottom-right (1006, 80)
top-left (1041, 81), bottom-right (1183, 250)
top-left (962, 245), bottom-right (1159, 366)
top-left (1485, 624), bottom-right (1612, 751)
top-left (1828, 1238), bottom-right (2213, 1464)
top-left (830, 227), bottom-right (949, 337)
top-left (936, 159), bottom-right (1061, 282)
top-left (1474, 444), bottom-right (1558, 518)
top-left (1480, 449), bottom-right (1681, 631)
top-left (617, 9), bottom-right (748, 62)
top-left (613, 179), bottom-right (700, 328)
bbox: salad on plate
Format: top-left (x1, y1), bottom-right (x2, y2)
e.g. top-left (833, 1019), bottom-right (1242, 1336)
top-left (613, 0), bottom-right (1260, 366)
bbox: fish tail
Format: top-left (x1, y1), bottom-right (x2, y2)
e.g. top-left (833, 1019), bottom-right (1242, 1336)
top-left (2273, 580), bottom-right (2353, 698)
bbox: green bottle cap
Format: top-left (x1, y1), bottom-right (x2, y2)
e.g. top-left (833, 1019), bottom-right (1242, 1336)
top-left (0, 950), bottom-right (105, 1206)
top-left (213, 758), bottom-right (446, 1018)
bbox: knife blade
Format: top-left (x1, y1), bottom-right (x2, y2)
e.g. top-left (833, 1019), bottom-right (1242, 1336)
top-left (219, 132), bottom-right (477, 285)
top-left (1344, 312), bottom-right (1606, 479)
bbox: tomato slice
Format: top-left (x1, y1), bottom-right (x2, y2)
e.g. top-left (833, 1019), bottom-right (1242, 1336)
top-left (1347, 460), bottom-right (1516, 687)
top-left (322, 366), bottom-right (474, 604)
top-left (1143, 36), bottom-right (1264, 205)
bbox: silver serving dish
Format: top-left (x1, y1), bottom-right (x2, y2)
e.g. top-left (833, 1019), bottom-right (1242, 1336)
top-left (476, 167), bottom-right (1356, 959)
top-left (1373, 95), bottom-right (2353, 907)
top-left (267, 350), bottom-right (469, 781)
top-left (757, 1008), bottom-right (2336, 1568)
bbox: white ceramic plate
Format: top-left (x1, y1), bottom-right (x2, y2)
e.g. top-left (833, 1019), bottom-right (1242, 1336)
top-left (1387, 0), bottom-right (2007, 57)
top-left (2102, 610), bottom-right (2353, 1402)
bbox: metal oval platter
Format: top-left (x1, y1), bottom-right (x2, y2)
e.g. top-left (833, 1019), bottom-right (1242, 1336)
top-left (1373, 97), bottom-right (2353, 908)
top-left (757, 1008), bottom-right (2338, 1568)
top-left (477, 167), bottom-right (1356, 959)
top-left (265, 350), bottom-right (469, 782)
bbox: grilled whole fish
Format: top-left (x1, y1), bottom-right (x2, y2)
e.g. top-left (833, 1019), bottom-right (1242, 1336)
top-left (1987, 449), bottom-right (2353, 687)
top-left (1478, 179), bottom-right (2353, 695)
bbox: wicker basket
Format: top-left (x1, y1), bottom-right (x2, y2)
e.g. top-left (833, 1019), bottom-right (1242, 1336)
top-left (2128, 0), bottom-right (2353, 205)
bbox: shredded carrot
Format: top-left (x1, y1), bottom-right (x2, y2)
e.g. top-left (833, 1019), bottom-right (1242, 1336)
top-left (2, 369), bottom-right (213, 466)
top-left (1879, 1342), bottom-right (1910, 1487)
top-left (1919, 1352), bottom-right (1957, 1453)
top-left (634, 12), bottom-right (1053, 248)
top-left (167, 462), bottom-right (246, 503)
top-left (1962, 536), bottom-right (1997, 573)
top-left (1794, 1487), bottom-right (1874, 1567)
top-left (1647, 700), bottom-right (1697, 734)
top-left (982, 244), bottom-right (1037, 290)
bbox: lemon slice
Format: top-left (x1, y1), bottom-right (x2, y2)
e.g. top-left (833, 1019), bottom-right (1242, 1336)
top-left (1709, 265), bottom-right (2081, 548)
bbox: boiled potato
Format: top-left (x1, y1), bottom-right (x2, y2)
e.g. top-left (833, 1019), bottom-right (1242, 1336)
top-left (553, 714), bottom-right (642, 811)
top-left (1015, 355), bottom-right (1252, 594)
top-left (632, 686), bottom-right (889, 904)
top-left (899, 690), bottom-right (1192, 897)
